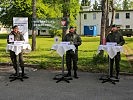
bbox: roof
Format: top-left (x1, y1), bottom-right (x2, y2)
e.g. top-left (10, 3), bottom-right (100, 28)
top-left (79, 10), bottom-right (133, 13)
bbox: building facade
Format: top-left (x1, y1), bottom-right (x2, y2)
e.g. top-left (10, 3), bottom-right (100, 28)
top-left (76, 10), bottom-right (133, 35)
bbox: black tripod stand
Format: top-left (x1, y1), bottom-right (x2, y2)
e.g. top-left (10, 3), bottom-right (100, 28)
top-left (9, 53), bottom-right (28, 82)
top-left (99, 57), bottom-right (119, 85)
top-left (53, 55), bottom-right (72, 83)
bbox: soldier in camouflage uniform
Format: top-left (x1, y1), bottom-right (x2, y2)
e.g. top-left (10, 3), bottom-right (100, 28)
top-left (106, 25), bottom-right (125, 79)
top-left (7, 25), bottom-right (25, 76)
top-left (63, 26), bottom-right (82, 78)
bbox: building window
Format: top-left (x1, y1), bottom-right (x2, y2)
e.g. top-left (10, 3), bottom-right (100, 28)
top-left (115, 13), bottom-right (119, 19)
top-left (126, 25), bottom-right (130, 28)
top-left (93, 13), bottom-right (96, 20)
top-left (84, 14), bottom-right (87, 20)
top-left (126, 13), bottom-right (130, 19)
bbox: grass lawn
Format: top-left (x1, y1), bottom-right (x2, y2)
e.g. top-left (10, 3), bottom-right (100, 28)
top-left (124, 36), bottom-right (133, 50)
top-left (0, 34), bottom-right (132, 73)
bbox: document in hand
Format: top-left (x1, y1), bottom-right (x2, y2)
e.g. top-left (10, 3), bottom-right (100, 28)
top-left (14, 41), bottom-right (24, 44)
top-left (106, 42), bottom-right (117, 46)
top-left (9, 35), bottom-right (14, 42)
top-left (60, 42), bottom-right (70, 45)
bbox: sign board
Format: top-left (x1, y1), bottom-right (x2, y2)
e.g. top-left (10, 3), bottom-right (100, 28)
top-left (33, 18), bottom-right (61, 30)
top-left (61, 21), bottom-right (66, 26)
top-left (13, 17), bottom-right (28, 43)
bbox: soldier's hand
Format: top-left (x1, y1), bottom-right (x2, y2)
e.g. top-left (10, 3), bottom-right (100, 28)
top-left (117, 44), bottom-right (121, 46)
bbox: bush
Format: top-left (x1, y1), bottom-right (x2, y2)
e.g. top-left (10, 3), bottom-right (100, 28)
top-left (92, 53), bottom-right (108, 65)
top-left (49, 29), bottom-right (62, 37)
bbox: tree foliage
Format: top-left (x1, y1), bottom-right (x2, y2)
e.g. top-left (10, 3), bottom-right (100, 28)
top-left (114, 0), bottom-right (133, 10)
top-left (93, 0), bottom-right (101, 10)
top-left (81, 0), bottom-right (91, 6)
top-left (129, 1), bottom-right (133, 9)
top-left (0, 0), bottom-right (32, 27)
top-left (0, 0), bottom-right (80, 28)
top-left (122, 0), bottom-right (129, 10)
top-left (114, 0), bottom-right (122, 10)
top-left (69, 0), bottom-right (80, 26)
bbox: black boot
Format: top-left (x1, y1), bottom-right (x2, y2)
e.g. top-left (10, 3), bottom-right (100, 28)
top-left (74, 71), bottom-right (79, 79)
top-left (65, 70), bottom-right (71, 77)
top-left (21, 67), bottom-right (24, 76)
top-left (21, 67), bottom-right (28, 78)
top-left (115, 71), bottom-right (120, 79)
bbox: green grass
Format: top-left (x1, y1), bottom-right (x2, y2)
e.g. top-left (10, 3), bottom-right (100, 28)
top-left (0, 34), bottom-right (132, 73)
top-left (124, 36), bottom-right (133, 50)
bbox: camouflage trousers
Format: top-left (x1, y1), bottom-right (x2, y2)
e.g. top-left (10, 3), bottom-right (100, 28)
top-left (66, 49), bottom-right (78, 71)
top-left (109, 52), bottom-right (121, 77)
top-left (10, 51), bottom-right (24, 74)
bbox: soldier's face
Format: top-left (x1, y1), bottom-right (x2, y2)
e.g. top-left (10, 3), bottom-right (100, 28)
top-left (13, 27), bottom-right (19, 33)
top-left (69, 28), bottom-right (75, 33)
top-left (111, 27), bottom-right (117, 32)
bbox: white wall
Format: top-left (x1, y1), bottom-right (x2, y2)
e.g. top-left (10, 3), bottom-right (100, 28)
top-left (77, 10), bottom-right (133, 35)
top-left (114, 11), bottom-right (133, 29)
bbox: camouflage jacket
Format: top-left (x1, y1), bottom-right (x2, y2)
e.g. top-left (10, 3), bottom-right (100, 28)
top-left (106, 31), bottom-right (125, 46)
top-left (7, 31), bottom-right (24, 44)
top-left (63, 32), bottom-right (82, 49)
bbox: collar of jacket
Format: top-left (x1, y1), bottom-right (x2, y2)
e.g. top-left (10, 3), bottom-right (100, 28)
top-left (11, 31), bottom-right (20, 35)
top-left (111, 30), bottom-right (118, 34)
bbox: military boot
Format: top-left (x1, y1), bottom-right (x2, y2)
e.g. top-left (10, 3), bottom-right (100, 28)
top-left (74, 71), bottom-right (79, 79)
top-left (115, 71), bottom-right (120, 79)
top-left (65, 70), bottom-right (71, 77)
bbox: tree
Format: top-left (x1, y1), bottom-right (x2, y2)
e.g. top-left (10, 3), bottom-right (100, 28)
top-left (93, 0), bottom-right (101, 10)
top-left (114, 0), bottom-right (133, 10)
top-left (100, 0), bottom-right (107, 45)
top-left (0, 0), bottom-right (32, 27)
top-left (129, 1), bottom-right (133, 9)
top-left (81, 0), bottom-right (91, 6)
top-left (114, 0), bottom-right (122, 10)
top-left (100, 0), bottom-right (115, 45)
top-left (0, 0), bottom-right (80, 50)
top-left (69, 0), bottom-right (80, 26)
top-left (32, 0), bottom-right (36, 51)
top-left (105, 0), bottom-right (115, 34)
top-left (0, 0), bottom-right (80, 28)
top-left (122, 0), bottom-right (129, 10)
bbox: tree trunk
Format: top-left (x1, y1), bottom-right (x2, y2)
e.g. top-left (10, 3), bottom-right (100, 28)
top-left (62, 0), bottom-right (70, 41)
top-left (110, 0), bottom-right (115, 27)
top-left (106, 0), bottom-right (115, 35)
top-left (99, 0), bottom-right (107, 55)
top-left (105, 0), bottom-right (109, 35)
top-left (32, 0), bottom-right (36, 51)
top-left (100, 0), bottom-right (107, 45)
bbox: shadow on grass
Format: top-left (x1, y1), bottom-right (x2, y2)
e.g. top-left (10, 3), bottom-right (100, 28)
top-left (126, 54), bottom-right (133, 58)
top-left (0, 49), bottom-right (5, 52)
top-left (0, 43), bottom-right (7, 47)
top-left (37, 48), bottom-right (52, 51)
top-left (0, 34), bottom-right (8, 39)
top-left (125, 38), bottom-right (133, 42)
top-left (79, 50), bottom-right (97, 53)
top-left (120, 59), bottom-right (133, 73)
top-left (2, 52), bottom-right (132, 73)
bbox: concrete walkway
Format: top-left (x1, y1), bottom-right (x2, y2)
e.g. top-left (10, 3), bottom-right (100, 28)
top-left (0, 69), bottom-right (133, 100)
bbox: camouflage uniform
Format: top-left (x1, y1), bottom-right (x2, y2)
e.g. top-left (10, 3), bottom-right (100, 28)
top-left (7, 31), bottom-right (25, 75)
top-left (106, 31), bottom-right (125, 78)
top-left (63, 31), bottom-right (82, 77)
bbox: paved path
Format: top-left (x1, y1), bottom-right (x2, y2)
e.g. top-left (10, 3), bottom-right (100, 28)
top-left (0, 70), bottom-right (133, 100)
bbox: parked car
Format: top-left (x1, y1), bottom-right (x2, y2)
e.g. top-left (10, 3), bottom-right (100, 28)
top-left (120, 29), bottom-right (133, 37)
